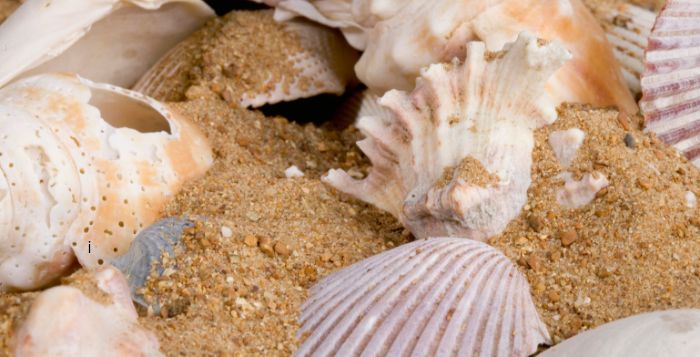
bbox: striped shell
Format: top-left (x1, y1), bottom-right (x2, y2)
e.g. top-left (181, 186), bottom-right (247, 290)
top-left (640, 0), bottom-right (700, 167)
top-left (298, 238), bottom-right (550, 356)
top-left (541, 309), bottom-right (700, 357)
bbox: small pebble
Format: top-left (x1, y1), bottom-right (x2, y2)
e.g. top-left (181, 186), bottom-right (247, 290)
top-left (221, 226), bottom-right (233, 238)
top-left (243, 235), bottom-right (258, 247)
top-left (260, 243), bottom-right (274, 257)
top-left (560, 230), bottom-right (578, 247)
top-left (527, 254), bottom-right (541, 272)
top-left (284, 165), bottom-right (304, 178)
top-left (527, 215), bottom-right (544, 232)
top-left (274, 241), bottom-right (290, 257)
top-left (624, 133), bottom-right (636, 148)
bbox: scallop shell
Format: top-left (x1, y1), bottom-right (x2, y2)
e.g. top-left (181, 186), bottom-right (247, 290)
top-left (0, 73), bottom-right (212, 291)
top-left (640, 0), bottom-right (700, 167)
top-left (133, 10), bottom-right (359, 107)
top-left (596, 3), bottom-right (656, 95)
top-left (13, 266), bottom-right (163, 356)
top-left (541, 309), bottom-right (700, 357)
top-left (0, 0), bottom-right (214, 88)
top-left (111, 216), bottom-right (193, 309)
top-left (324, 33), bottom-right (569, 240)
top-left (298, 237), bottom-right (550, 356)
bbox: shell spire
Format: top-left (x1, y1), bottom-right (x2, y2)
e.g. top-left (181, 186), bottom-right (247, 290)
top-left (324, 32), bottom-right (570, 241)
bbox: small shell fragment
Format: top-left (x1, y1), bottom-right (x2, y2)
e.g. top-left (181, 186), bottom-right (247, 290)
top-left (298, 237), bottom-right (551, 356)
top-left (285, 165), bottom-right (305, 178)
top-left (549, 128), bottom-right (585, 168)
top-left (556, 172), bottom-right (609, 209)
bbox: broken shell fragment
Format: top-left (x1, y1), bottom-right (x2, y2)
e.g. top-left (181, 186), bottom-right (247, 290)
top-left (640, 0), bottom-right (700, 167)
top-left (298, 237), bottom-right (550, 357)
top-left (0, 0), bottom-right (214, 88)
top-left (541, 309), bottom-right (700, 357)
top-left (13, 267), bottom-right (163, 356)
top-left (549, 128), bottom-right (585, 168)
top-left (111, 217), bottom-right (193, 309)
top-left (0, 73), bottom-right (212, 291)
top-left (324, 33), bottom-right (568, 240)
top-left (134, 10), bottom-right (359, 107)
top-left (556, 172), bottom-right (609, 209)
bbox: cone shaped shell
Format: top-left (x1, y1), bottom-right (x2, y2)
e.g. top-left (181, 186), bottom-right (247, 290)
top-left (0, 73), bottom-right (212, 291)
top-left (640, 0), bottom-right (700, 167)
top-left (541, 309), bottom-right (700, 357)
top-left (298, 237), bottom-right (551, 357)
top-left (0, 0), bottom-right (214, 88)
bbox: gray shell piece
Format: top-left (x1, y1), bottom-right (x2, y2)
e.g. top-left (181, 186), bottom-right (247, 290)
top-left (111, 216), bottom-right (193, 310)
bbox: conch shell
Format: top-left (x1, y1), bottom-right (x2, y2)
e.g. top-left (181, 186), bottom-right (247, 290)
top-left (324, 33), bottom-right (568, 241)
top-left (298, 237), bottom-right (550, 356)
top-left (0, 73), bottom-right (212, 291)
top-left (13, 267), bottom-right (163, 356)
top-left (265, 0), bottom-right (637, 114)
top-left (0, 0), bottom-right (214, 88)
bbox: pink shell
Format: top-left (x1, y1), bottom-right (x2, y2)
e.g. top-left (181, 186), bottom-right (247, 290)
top-left (298, 238), bottom-right (550, 357)
top-left (640, 0), bottom-right (700, 166)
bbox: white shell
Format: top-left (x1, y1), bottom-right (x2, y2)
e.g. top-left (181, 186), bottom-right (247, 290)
top-left (298, 237), bottom-right (551, 356)
top-left (13, 267), bottom-right (163, 356)
top-left (556, 172), bottom-right (609, 209)
top-left (0, 0), bottom-right (214, 88)
top-left (548, 128), bottom-right (585, 168)
top-left (0, 73), bottom-right (212, 291)
top-left (541, 310), bottom-right (700, 357)
top-left (640, 0), bottom-right (700, 167)
top-left (324, 33), bottom-right (569, 241)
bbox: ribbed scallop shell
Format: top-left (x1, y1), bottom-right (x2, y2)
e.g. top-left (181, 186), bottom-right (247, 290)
top-left (640, 0), bottom-right (700, 167)
top-left (298, 238), bottom-right (551, 357)
top-left (597, 3), bottom-right (656, 95)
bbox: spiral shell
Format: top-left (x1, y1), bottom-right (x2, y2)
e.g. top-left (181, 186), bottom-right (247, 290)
top-left (0, 73), bottom-right (212, 291)
top-left (298, 237), bottom-right (550, 357)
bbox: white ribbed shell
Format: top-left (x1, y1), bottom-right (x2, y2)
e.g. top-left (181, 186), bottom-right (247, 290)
top-left (640, 0), bottom-right (700, 167)
top-left (298, 238), bottom-right (551, 357)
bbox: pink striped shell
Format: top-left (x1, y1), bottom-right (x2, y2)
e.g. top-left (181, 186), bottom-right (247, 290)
top-left (297, 237), bottom-right (550, 357)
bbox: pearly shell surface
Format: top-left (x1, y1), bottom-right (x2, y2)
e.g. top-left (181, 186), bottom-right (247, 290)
top-left (324, 33), bottom-right (568, 241)
top-left (0, 0), bottom-right (214, 88)
top-left (13, 267), bottom-right (163, 356)
top-left (0, 73), bottom-right (212, 291)
top-left (298, 237), bottom-right (550, 357)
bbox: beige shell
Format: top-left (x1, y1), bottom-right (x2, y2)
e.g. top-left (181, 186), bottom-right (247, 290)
top-left (298, 237), bottom-right (550, 356)
top-left (13, 267), bottom-right (163, 356)
top-left (324, 33), bottom-right (568, 241)
top-left (134, 10), bottom-right (359, 107)
top-left (0, 0), bottom-right (214, 88)
top-left (0, 73), bottom-right (212, 291)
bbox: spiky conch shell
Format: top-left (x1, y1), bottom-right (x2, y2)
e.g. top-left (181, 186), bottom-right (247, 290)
top-left (540, 309), bottom-right (700, 356)
top-left (0, 0), bottom-right (214, 88)
top-left (133, 11), bottom-right (359, 107)
top-left (13, 267), bottom-right (163, 356)
top-left (640, 0), bottom-right (700, 167)
top-left (266, 0), bottom-right (637, 114)
top-left (0, 73), bottom-right (212, 291)
top-left (324, 32), bottom-right (569, 241)
top-left (298, 238), bottom-right (550, 356)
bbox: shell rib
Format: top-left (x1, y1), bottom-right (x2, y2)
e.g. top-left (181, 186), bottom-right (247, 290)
top-left (133, 10), bottom-right (359, 107)
top-left (13, 267), bottom-right (163, 356)
top-left (298, 237), bottom-right (551, 357)
top-left (640, 0), bottom-right (700, 167)
top-left (541, 309), bottom-right (700, 357)
top-left (324, 33), bottom-right (569, 241)
top-left (596, 3), bottom-right (656, 95)
top-left (0, 0), bottom-right (214, 88)
top-left (0, 73), bottom-right (212, 291)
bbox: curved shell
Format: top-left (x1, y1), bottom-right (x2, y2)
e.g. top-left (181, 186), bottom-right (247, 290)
top-left (640, 0), bottom-right (700, 167)
top-left (0, 73), bottom-right (212, 291)
top-left (0, 0), bottom-right (214, 88)
top-left (541, 309), bottom-right (700, 357)
top-left (324, 33), bottom-right (568, 241)
top-left (298, 237), bottom-right (550, 356)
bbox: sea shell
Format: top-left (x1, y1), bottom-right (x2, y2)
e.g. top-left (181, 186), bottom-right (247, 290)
top-left (541, 309), bottom-right (700, 357)
top-left (0, 0), bottom-right (214, 88)
top-left (298, 237), bottom-right (551, 356)
top-left (0, 73), bottom-right (212, 291)
top-left (133, 10), bottom-right (359, 107)
top-left (267, 0), bottom-right (637, 114)
top-left (640, 0), bottom-right (700, 167)
top-left (111, 216), bottom-right (193, 309)
top-left (549, 128), bottom-right (585, 168)
top-left (324, 33), bottom-right (569, 240)
top-left (13, 267), bottom-right (163, 356)
top-left (595, 2), bottom-right (656, 95)
top-left (556, 172), bottom-right (609, 209)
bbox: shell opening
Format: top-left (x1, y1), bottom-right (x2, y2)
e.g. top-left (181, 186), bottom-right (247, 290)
top-left (88, 88), bottom-right (171, 134)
